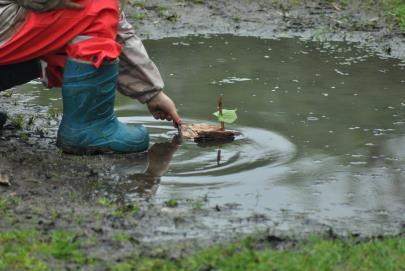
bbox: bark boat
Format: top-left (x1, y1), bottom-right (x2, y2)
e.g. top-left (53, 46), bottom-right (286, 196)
top-left (179, 123), bottom-right (237, 143)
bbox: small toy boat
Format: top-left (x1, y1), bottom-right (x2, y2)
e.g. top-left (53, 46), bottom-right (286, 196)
top-left (179, 123), bottom-right (237, 143)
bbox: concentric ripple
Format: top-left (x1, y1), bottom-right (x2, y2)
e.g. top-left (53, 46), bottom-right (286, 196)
top-left (120, 116), bottom-right (297, 179)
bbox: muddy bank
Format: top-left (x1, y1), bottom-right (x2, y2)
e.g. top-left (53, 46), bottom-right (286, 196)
top-left (0, 89), bottom-right (334, 258)
top-left (3, 85), bottom-right (403, 264)
top-left (128, 0), bottom-right (405, 59)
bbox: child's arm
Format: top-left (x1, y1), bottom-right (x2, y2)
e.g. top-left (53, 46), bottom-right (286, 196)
top-left (116, 13), bottom-right (181, 126)
top-left (116, 12), bottom-right (164, 104)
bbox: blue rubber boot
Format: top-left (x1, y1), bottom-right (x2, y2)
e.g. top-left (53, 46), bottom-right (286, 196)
top-left (56, 59), bottom-right (149, 154)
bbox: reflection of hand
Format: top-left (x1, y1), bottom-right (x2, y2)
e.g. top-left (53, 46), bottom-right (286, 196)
top-left (147, 92), bottom-right (182, 128)
top-left (16, 0), bottom-right (83, 12)
top-left (146, 136), bottom-right (181, 177)
top-left (110, 136), bottom-right (181, 199)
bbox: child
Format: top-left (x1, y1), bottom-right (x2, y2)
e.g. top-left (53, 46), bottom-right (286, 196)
top-left (0, 0), bottom-right (181, 154)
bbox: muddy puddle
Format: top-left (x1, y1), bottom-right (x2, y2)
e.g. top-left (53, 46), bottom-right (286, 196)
top-left (16, 35), bottom-right (405, 237)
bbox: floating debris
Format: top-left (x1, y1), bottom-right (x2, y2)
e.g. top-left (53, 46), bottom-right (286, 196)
top-left (215, 77), bottom-right (251, 84)
top-left (334, 69), bottom-right (349, 76)
top-left (306, 116), bottom-right (319, 121)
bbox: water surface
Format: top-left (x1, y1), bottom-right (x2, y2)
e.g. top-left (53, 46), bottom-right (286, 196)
top-left (19, 35), bottom-right (405, 235)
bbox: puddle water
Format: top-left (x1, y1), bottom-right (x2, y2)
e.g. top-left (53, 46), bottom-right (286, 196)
top-left (18, 35), bottom-right (405, 235)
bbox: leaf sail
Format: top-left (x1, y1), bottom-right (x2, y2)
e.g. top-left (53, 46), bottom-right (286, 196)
top-left (213, 109), bottom-right (238, 124)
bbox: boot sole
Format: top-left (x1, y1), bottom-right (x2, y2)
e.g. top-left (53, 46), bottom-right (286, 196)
top-left (56, 139), bottom-right (147, 155)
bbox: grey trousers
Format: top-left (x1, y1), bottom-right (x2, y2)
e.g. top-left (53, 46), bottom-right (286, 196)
top-left (0, 59), bottom-right (40, 92)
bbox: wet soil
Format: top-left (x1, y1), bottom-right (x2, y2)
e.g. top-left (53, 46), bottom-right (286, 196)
top-left (129, 0), bottom-right (405, 59)
top-left (1, 0), bottom-right (404, 262)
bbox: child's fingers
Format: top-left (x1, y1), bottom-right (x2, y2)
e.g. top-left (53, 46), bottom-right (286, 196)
top-left (173, 118), bottom-right (182, 128)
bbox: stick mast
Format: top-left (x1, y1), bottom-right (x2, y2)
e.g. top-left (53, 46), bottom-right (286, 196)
top-left (218, 95), bottom-right (224, 131)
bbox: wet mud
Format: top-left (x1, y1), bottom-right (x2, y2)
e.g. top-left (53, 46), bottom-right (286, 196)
top-left (1, 0), bottom-right (404, 261)
top-left (129, 0), bottom-right (405, 59)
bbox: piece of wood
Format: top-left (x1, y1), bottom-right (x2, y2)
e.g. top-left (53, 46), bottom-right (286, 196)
top-left (180, 123), bottom-right (237, 143)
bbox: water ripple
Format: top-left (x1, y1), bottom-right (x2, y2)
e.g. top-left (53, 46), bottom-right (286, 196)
top-left (120, 116), bottom-right (296, 179)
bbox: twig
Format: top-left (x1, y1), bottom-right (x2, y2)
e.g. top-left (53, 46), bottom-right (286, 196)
top-left (218, 95), bottom-right (224, 131)
top-left (217, 146), bottom-right (222, 165)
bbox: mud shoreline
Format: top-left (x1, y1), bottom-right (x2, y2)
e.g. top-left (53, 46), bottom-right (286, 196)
top-left (130, 0), bottom-right (405, 59)
top-left (0, 0), bottom-right (404, 264)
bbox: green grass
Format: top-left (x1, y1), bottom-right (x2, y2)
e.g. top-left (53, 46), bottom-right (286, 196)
top-left (128, 0), bottom-right (146, 8)
top-left (390, 0), bottom-right (405, 30)
top-left (96, 197), bottom-right (139, 217)
top-left (9, 114), bottom-right (25, 130)
top-left (1, 198), bottom-right (401, 270)
top-left (332, 0), bottom-right (405, 31)
top-left (46, 107), bottom-right (60, 119)
top-left (0, 196), bottom-right (19, 211)
top-left (129, 236), bottom-right (405, 271)
top-left (272, 0), bottom-right (405, 32)
top-left (112, 204), bottom-right (140, 217)
top-left (1, 228), bottom-right (403, 271)
top-left (165, 198), bottom-right (178, 207)
top-left (112, 232), bottom-right (131, 242)
top-left (0, 230), bottom-right (90, 271)
top-left (132, 12), bottom-right (146, 21)
top-left (97, 197), bottom-right (114, 207)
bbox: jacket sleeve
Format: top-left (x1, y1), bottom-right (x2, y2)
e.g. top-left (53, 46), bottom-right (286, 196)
top-left (13, 0), bottom-right (60, 12)
top-left (0, 0), bottom-right (26, 47)
top-left (116, 13), bottom-right (164, 104)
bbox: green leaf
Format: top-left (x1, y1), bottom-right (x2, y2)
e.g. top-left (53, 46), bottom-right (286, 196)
top-left (213, 109), bottom-right (238, 124)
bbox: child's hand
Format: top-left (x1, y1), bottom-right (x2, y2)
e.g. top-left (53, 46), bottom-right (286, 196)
top-left (147, 92), bottom-right (182, 128)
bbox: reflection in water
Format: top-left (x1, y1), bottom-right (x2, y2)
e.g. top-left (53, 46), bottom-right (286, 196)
top-left (217, 147), bottom-right (221, 165)
top-left (109, 136), bottom-right (181, 200)
top-left (16, 35), bottom-right (405, 234)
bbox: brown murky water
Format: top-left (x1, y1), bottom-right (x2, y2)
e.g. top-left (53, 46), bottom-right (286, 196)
top-left (18, 35), bottom-right (405, 235)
